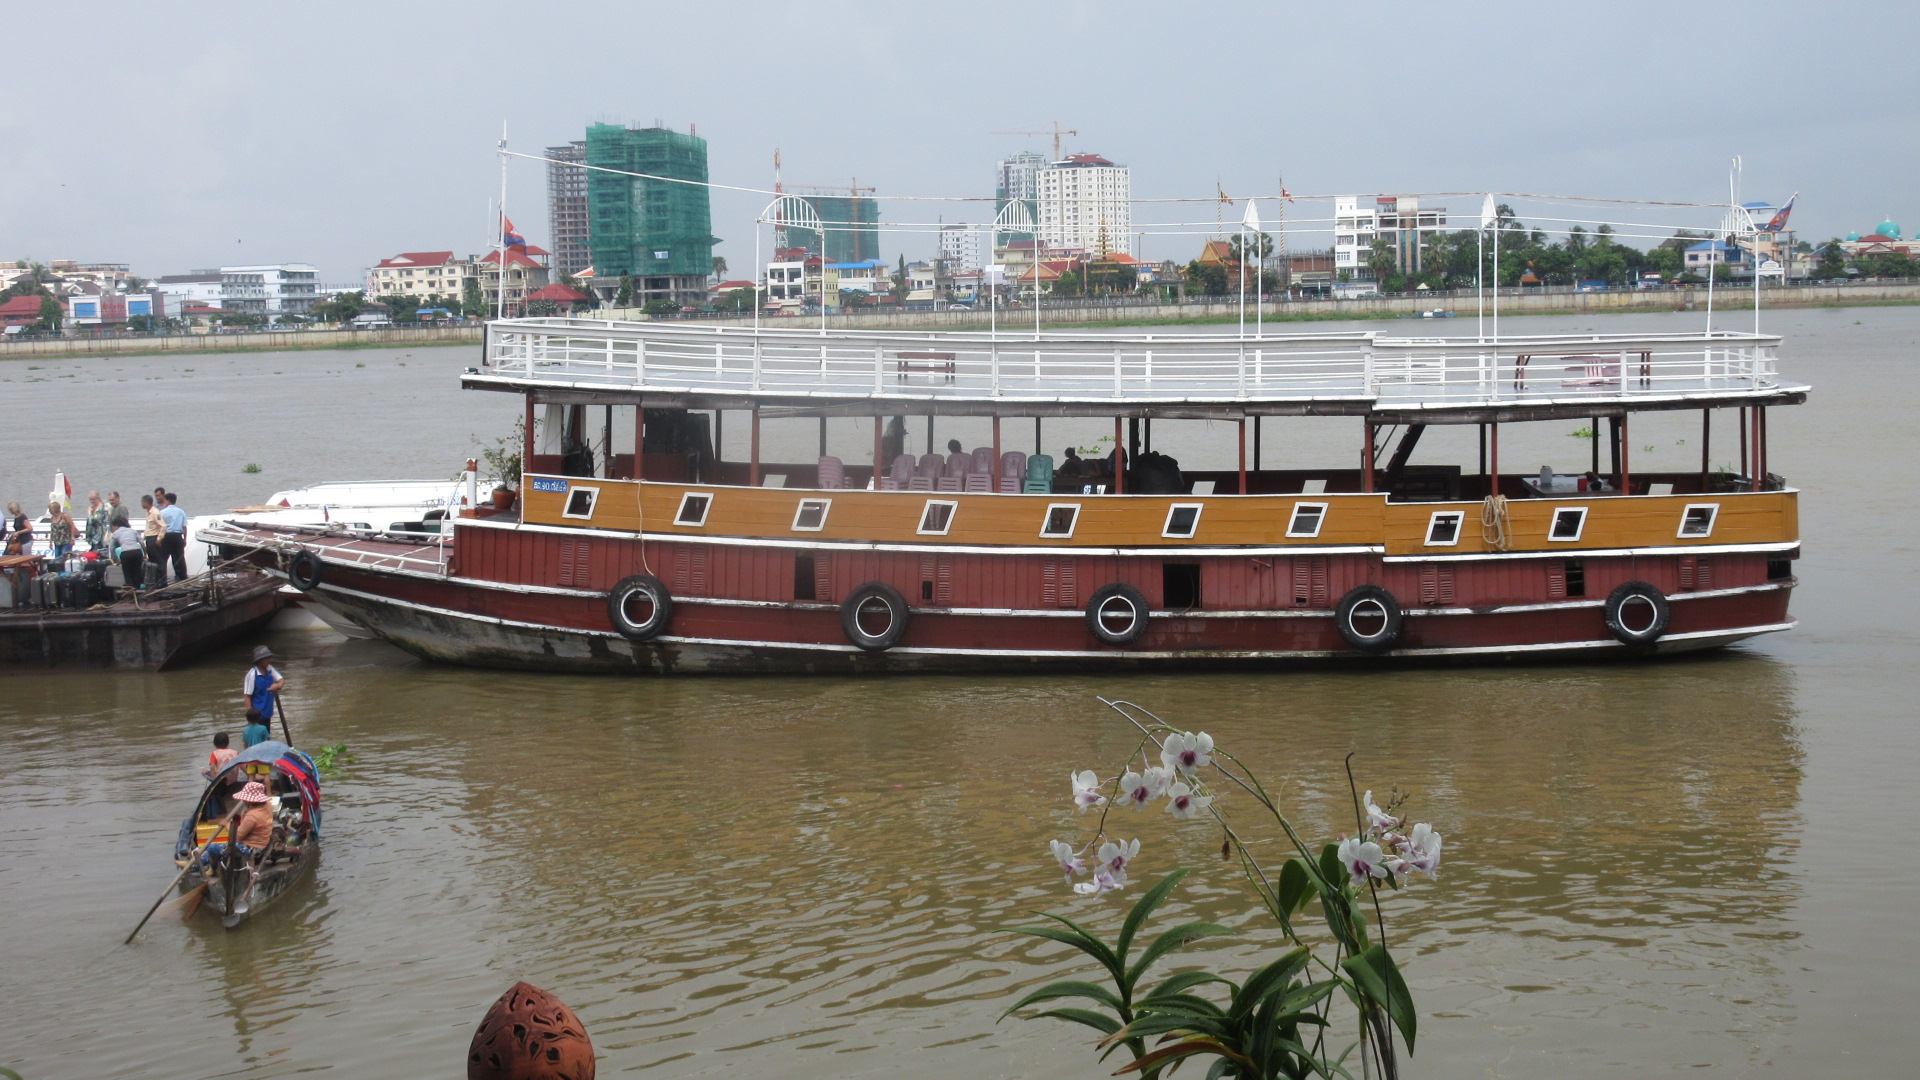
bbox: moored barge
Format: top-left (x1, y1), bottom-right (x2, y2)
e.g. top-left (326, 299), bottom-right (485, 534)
top-left (204, 319), bottom-right (1804, 673)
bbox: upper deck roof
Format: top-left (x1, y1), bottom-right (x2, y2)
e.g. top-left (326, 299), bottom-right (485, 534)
top-left (465, 317), bottom-right (1809, 423)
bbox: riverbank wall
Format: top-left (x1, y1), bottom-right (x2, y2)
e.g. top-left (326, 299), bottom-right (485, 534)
top-left (4, 281), bottom-right (1914, 360)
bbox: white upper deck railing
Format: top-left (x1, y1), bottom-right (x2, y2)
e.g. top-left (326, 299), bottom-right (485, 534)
top-left (477, 317), bottom-right (1789, 410)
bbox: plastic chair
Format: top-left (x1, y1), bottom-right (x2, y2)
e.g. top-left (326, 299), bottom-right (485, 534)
top-left (1023, 479), bottom-right (1051, 494)
top-left (970, 447), bottom-right (996, 475)
top-left (965, 473), bottom-right (992, 493)
top-left (946, 452), bottom-right (972, 478)
top-left (1028, 454), bottom-right (1054, 481)
top-left (908, 476), bottom-right (934, 491)
top-left (1001, 450), bottom-right (1027, 479)
top-left (817, 456), bottom-right (844, 490)
top-left (890, 454), bottom-right (916, 485)
top-left (917, 453), bottom-right (945, 480)
top-left (937, 475), bottom-right (963, 492)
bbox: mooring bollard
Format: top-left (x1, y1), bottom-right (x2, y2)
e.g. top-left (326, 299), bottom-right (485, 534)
top-left (468, 981), bottom-right (595, 1080)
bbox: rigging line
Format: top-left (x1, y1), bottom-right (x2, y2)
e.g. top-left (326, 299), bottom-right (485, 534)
top-left (505, 153), bottom-right (1731, 209)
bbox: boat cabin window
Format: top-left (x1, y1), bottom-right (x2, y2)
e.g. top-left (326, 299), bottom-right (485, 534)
top-left (792, 498), bottom-right (831, 532)
top-left (917, 500), bottom-right (957, 536)
top-left (1162, 503), bottom-right (1203, 539)
top-left (1549, 507), bottom-right (1588, 542)
top-left (1287, 503), bottom-right (1327, 538)
top-left (1040, 504), bottom-right (1081, 539)
top-left (1424, 511), bottom-right (1464, 547)
top-left (1163, 562), bottom-right (1201, 609)
top-left (1678, 503), bottom-right (1719, 538)
top-left (793, 554), bottom-right (816, 600)
top-left (675, 492), bottom-right (713, 527)
top-left (562, 486), bottom-right (599, 520)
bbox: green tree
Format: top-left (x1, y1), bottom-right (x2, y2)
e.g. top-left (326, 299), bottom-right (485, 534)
top-left (34, 294), bottom-right (63, 331)
top-left (892, 254), bottom-right (910, 302)
top-left (717, 287), bottom-right (755, 312)
top-left (1365, 237), bottom-right (1397, 286)
top-left (1646, 247), bottom-right (1682, 281)
top-left (642, 298), bottom-right (679, 316)
top-left (711, 255), bottom-right (728, 279)
top-left (616, 274), bottom-right (635, 307)
top-left (1182, 260), bottom-right (1229, 296)
top-left (1810, 239), bottom-right (1849, 280)
top-left (385, 294), bottom-right (424, 322)
top-left (461, 277), bottom-right (487, 317)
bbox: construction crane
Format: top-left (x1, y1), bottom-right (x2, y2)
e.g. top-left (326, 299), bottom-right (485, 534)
top-left (783, 178), bottom-right (876, 197)
top-left (991, 122), bottom-right (1079, 161)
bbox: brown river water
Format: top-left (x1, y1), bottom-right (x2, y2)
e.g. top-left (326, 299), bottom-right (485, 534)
top-left (1, 307), bottom-right (1917, 1077)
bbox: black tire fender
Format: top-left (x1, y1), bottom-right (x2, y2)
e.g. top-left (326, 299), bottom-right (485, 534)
top-left (1335, 584), bottom-right (1404, 653)
top-left (287, 549), bottom-right (324, 592)
top-left (607, 574), bottom-right (674, 641)
top-left (1604, 581), bottom-right (1670, 646)
top-left (1085, 583), bottom-right (1151, 647)
top-left (841, 582), bottom-right (910, 652)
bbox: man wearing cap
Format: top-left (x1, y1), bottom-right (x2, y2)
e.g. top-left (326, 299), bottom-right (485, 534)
top-left (241, 646), bottom-right (285, 736)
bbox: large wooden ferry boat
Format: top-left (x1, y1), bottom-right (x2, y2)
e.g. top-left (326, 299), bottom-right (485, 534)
top-left (203, 318), bottom-right (1804, 673)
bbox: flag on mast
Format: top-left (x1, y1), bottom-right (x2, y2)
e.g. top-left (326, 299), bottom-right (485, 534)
top-left (1241, 199), bottom-right (1263, 233)
top-left (1763, 194), bottom-right (1798, 233)
top-left (1280, 188), bottom-right (1295, 203)
top-left (501, 217), bottom-right (527, 250)
top-left (1479, 193), bottom-right (1498, 230)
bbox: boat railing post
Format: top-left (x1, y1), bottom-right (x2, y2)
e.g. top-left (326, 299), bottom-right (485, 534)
top-left (752, 330), bottom-right (763, 391)
top-left (637, 337), bottom-right (647, 385)
top-left (1113, 341), bottom-right (1123, 398)
top-left (990, 339), bottom-right (1000, 396)
top-left (1237, 340), bottom-right (1247, 398)
top-left (1362, 337), bottom-right (1376, 397)
top-left (874, 341), bottom-right (883, 392)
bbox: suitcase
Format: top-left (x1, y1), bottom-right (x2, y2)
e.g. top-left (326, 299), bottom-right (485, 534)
top-left (37, 574), bottom-right (59, 608)
top-left (143, 562), bottom-right (163, 587)
top-left (104, 565), bottom-right (125, 588)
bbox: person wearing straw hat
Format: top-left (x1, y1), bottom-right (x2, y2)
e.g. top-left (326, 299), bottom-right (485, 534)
top-left (202, 781), bottom-right (275, 864)
top-left (241, 645), bottom-right (285, 734)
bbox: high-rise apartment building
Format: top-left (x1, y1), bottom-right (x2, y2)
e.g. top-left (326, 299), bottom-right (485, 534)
top-left (546, 141), bottom-right (590, 278)
top-left (584, 123), bottom-right (716, 307)
top-left (995, 150), bottom-right (1045, 242)
top-left (1037, 154), bottom-right (1132, 256)
top-left (782, 196), bottom-right (880, 263)
top-left (939, 224), bottom-right (983, 271)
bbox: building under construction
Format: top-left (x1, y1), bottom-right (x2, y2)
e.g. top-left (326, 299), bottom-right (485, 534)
top-left (584, 123), bottom-right (716, 307)
top-left (781, 195), bottom-right (880, 264)
top-left (545, 140), bottom-right (590, 278)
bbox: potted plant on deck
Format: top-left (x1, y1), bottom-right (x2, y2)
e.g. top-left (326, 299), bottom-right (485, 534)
top-left (475, 420), bottom-right (525, 511)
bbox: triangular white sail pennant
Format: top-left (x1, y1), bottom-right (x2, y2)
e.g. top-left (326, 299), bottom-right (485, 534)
top-left (1479, 193), bottom-right (1497, 230)
top-left (1241, 198), bottom-right (1263, 233)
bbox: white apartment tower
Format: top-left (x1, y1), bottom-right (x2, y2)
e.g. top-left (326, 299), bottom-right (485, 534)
top-left (939, 224), bottom-right (983, 271)
top-left (1037, 154), bottom-right (1133, 256)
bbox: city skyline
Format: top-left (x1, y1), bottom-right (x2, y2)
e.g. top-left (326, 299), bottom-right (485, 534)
top-left (0, 3), bottom-right (1911, 281)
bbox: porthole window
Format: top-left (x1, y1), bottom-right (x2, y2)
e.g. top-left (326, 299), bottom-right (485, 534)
top-left (1287, 502), bottom-right (1327, 538)
top-left (1548, 506), bottom-right (1588, 542)
top-left (674, 491), bottom-right (713, 527)
top-left (562, 486), bottom-right (599, 520)
top-left (1424, 510), bottom-right (1464, 547)
top-left (1678, 503), bottom-right (1719, 538)
top-left (1040, 503), bottom-right (1081, 538)
top-left (792, 498), bottom-right (831, 532)
top-left (917, 500), bottom-right (957, 536)
top-left (1162, 503), bottom-right (1203, 539)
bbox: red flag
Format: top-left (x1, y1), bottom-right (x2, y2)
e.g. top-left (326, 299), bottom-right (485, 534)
top-left (1281, 188), bottom-right (1296, 203)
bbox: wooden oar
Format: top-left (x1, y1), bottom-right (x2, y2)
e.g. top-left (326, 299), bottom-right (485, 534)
top-left (273, 690), bottom-right (293, 744)
top-left (126, 812), bottom-right (236, 944)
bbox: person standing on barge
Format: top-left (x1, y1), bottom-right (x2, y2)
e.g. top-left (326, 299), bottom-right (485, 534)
top-left (4, 501), bottom-right (30, 555)
top-left (140, 494), bottom-right (164, 583)
top-left (83, 491), bottom-right (109, 552)
top-left (108, 508), bottom-right (143, 590)
top-left (46, 501), bottom-right (76, 558)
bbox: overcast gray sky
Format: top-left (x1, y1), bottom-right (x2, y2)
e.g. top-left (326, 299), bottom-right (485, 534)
top-left (3, 1), bottom-right (1913, 283)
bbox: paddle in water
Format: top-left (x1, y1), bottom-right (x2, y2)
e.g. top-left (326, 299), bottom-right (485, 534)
top-left (125, 811), bottom-right (238, 944)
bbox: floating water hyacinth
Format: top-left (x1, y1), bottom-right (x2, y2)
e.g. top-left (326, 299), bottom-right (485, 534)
top-left (1005, 698), bottom-right (1448, 1080)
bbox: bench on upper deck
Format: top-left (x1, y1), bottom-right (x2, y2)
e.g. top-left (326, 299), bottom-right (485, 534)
top-left (894, 351), bottom-right (956, 382)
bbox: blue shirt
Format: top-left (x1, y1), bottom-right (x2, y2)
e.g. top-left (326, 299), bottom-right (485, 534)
top-left (160, 504), bottom-right (188, 534)
top-left (243, 664), bottom-right (281, 719)
top-left (242, 722), bottom-right (271, 747)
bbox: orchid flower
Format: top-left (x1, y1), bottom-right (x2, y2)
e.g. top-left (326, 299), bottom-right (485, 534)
top-left (1160, 731), bottom-right (1214, 776)
top-left (1337, 836), bottom-right (1390, 886)
top-left (1362, 790), bottom-right (1400, 832)
top-left (1070, 770), bottom-right (1107, 812)
top-left (1049, 839), bottom-right (1087, 884)
top-left (1096, 838), bottom-right (1139, 883)
top-left (1396, 822), bottom-right (1443, 878)
top-left (1073, 867), bottom-right (1123, 896)
top-left (1117, 767), bottom-right (1172, 809)
top-left (1164, 781), bottom-right (1214, 820)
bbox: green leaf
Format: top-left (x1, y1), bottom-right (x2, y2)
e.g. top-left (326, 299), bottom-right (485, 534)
top-left (1007, 915), bottom-right (1123, 982)
top-left (1228, 948), bottom-right (1309, 1020)
top-left (1340, 943), bottom-right (1417, 1053)
top-left (1127, 921), bottom-right (1235, 985)
top-left (1116, 1037), bottom-right (1256, 1075)
top-left (1146, 969), bottom-right (1232, 1000)
top-left (1029, 1007), bottom-right (1123, 1036)
top-left (1136, 991), bottom-right (1230, 1019)
top-left (1000, 979), bottom-right (1125, 1019)
top-left (1276, 857), bottom-right (1318, 917)
top-left (1117, 869), bottom-right (1188, 961)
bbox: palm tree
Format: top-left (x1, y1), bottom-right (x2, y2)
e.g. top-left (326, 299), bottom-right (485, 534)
top-left (1365, 237), bottom-right (1397, 286)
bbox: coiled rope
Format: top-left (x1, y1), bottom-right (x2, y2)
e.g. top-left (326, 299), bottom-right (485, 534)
top-left (1480, 495), bottom-right (1513, 551)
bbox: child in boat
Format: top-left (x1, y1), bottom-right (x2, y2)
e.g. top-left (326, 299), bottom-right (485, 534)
top-left (242, 709), bottom-right (270, 748)
top-left (204, 732), bottom-right (238, 780)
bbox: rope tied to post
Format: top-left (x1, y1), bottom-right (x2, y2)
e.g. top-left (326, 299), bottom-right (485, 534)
top-left (1480, 495), bottom-right (1512, 551)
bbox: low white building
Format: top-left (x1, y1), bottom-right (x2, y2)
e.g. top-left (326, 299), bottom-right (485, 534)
top-left (367, 251), bottom-right (476, 301)
top-left (154, 271), bottom-right (224, 309)
top-left (1333, 195), bottom-right (1446, 281)
top-left (222, 263), bottom-right (320, 316)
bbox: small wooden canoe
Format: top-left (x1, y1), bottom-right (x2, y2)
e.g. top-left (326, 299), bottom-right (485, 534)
top-left (175, 740), bottom-right (324, 930)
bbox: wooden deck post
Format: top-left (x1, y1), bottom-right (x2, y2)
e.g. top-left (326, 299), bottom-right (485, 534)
top-left (1113, 416), bottom-right (1124, 494)
top-left (1700, 409), bottom-right (1710, 491)
top-left (1752, 406), bottom-right (1765, 491)
top-left (818, 417), bottom-right (828, 458)
top-left (1590, 415), bottom-right (1600, 475)
top-left (1489, 423), bottom-right (1499, 497)
top-left (992, 416), bottom-right (1001, 488)
top-left (750, 405), bottom-right (761, 487)
top-left (1254, 416), bottom-right (1262, 471)
top-left (1620, 413), bottom-right (1631, 494)
top-left (1478, 423), bottom-right (1486, 492)
top-left (634, 400), bottom-right (645, 482)
top-left (1361, 422), bottom-right (1374, 494)
top-left (1035, 416), bottom-right (1042, 455)
top-left (1739, 406), bottom-right (1748, 480)
top-left (523, 394), bottom-right (536, 476)
top-left (873, 416), bottom-right (884, 486)
top-left (1237, 419), bottom-right (1247, 495)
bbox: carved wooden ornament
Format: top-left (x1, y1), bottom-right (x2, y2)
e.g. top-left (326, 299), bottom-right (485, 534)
top-left (468, 981), bottom-right (595, 1080)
